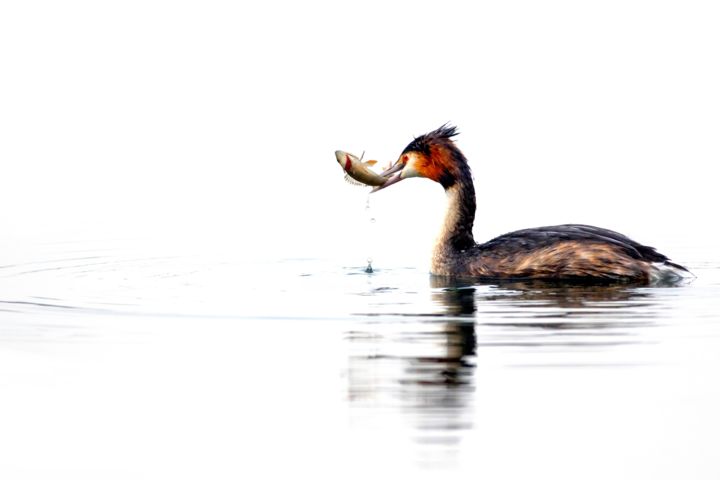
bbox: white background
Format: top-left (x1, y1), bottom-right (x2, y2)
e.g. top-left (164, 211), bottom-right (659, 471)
top-left (2, 0), bottom-right (718, 265)
top-left (1, 3), bottom-right (720, 479)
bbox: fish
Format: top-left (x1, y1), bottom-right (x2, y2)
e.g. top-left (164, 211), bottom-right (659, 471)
top-left (335, 150), bottom-right (388, 187)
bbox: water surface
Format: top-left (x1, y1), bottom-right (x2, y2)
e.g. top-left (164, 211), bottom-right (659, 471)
top-left (1, 240), bottom-right (718, 479)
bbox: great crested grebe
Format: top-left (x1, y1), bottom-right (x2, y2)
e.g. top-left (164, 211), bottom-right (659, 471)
top-left (373, 125), bottom-right (690, 284)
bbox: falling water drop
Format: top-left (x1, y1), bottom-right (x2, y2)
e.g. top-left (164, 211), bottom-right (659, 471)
top-left (365, 258), bottom-right (373, 273)
top-left (365, 193), bottom-right (376, 273)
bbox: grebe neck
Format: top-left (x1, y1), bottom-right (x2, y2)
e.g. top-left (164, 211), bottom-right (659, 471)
top-left (435, 177), bottom-right (476, 253)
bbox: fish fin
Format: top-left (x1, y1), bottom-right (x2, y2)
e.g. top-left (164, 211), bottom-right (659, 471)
top-left (364, 160), bottom-right (378, 166)
top-left (344, 174), bottom-right (367, 187)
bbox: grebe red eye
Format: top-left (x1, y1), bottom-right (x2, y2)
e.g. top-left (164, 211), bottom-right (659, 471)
top-left (402, 155), bottom-right (409, 163)
top-left (345, 155), bottom-right (352, 171)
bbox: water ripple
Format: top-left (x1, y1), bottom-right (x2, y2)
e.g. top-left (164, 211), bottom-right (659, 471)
top-left (2, 242), bottom-right (720, 472)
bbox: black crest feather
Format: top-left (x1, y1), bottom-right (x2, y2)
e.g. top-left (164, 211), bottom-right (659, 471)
top-left (402, 123), bottom-right (459, 156)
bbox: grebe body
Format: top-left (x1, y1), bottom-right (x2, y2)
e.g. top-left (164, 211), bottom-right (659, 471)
top-left (374, 125), bottom-right (689, 284)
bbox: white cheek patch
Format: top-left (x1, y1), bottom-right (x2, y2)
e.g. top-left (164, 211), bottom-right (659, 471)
top-left (401, 155), bottom-right (421, 179)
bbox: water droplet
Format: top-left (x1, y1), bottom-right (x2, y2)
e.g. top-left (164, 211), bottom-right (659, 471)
top-left (364, 193), bottom-right (376, 272)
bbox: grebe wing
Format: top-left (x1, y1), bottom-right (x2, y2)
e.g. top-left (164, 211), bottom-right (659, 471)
top-left (477, 224), bottom-right (688, 271)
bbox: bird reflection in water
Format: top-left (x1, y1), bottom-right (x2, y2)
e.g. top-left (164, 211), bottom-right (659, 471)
top-left (346, 278), bottom-right (478, 466)
top-left (346, 275), bottom-right (659, 465)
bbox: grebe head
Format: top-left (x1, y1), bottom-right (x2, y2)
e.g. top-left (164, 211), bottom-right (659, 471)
top-left (374, 124), bottom-right (468, 192)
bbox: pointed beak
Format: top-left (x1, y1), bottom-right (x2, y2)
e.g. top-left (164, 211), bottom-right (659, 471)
top-left (372, 161), bottom-right (405, 193)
